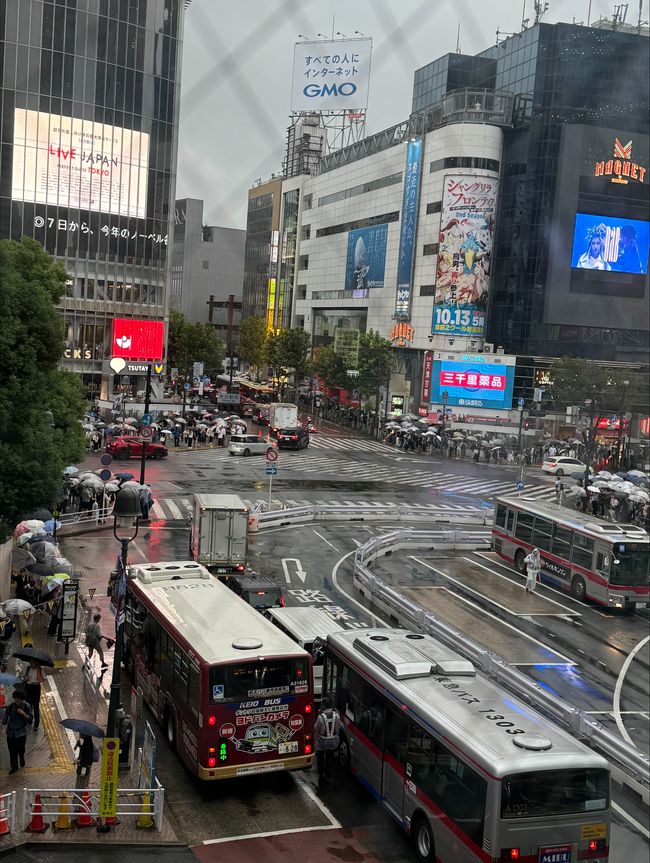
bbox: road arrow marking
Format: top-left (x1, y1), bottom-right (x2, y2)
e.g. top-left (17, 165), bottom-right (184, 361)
top-left (281, 558), bottom-right (307, 584)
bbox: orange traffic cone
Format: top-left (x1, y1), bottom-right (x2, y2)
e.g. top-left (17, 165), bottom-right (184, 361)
top-left (26, 793), bottom-right (49, 833)
top-left (53, 792), bottom-right (72, 830)
top-left (75, 790), bottom-right (96, 828)
top-left (0, 799), bottom-right (10, 836)
top-left (0, 684), bottom-right (6, 709)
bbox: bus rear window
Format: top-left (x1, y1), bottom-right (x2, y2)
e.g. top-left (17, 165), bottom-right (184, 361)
top-left (501, 768), bottom-right (609, 818)
top-left (210, 658), bottom-right (310, 702)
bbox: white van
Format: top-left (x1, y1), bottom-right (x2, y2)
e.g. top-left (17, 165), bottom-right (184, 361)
top-left (228, 434), bottom-right (276, 457)
top-left (264, 607), bottom-right (346, 701)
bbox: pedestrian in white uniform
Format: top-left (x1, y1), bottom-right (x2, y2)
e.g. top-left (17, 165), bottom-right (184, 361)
top-left (524, 547), bottom-right (541, 593)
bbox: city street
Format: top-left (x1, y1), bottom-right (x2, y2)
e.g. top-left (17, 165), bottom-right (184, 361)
top-left (47, 425), bottom-right (649, 861)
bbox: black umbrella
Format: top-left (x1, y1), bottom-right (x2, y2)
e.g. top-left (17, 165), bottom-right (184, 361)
top-left (32, 508), bottom-right (54, 522)
top-left (13, 647), bottom-right (54, 667)
top-left (60, 718), bottom-right (105, 738)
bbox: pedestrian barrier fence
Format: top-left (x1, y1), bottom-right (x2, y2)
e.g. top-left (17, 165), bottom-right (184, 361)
top-left (20, 782), bottom-right (165, 832)
top-left (353, 529), bottom-right (650, 808)
top-left (254, 503), bottom-right (491, 531)
top-left (58, 505), bottom-right (114, 536)
top-left (0, 791), bottom-right (17, 835)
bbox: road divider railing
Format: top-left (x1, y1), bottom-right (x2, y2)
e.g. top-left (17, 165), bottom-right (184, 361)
top-left (254, 503), bottom-right (491, 531)
top-left (19, 782), bottom-right (165, 833)
top-left (353, 528), bottom-right (650, 808)
top-left (0, 791), bottom-right (17, 836)
top-left (57, 505), bottom-right (114, 536)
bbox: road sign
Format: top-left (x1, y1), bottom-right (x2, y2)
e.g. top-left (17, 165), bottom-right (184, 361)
top-left (140, 426), bottom-right (153, 439)
top-left (516, 480), bottom-right (525, 491)
top-left (265, 465), bottom-right (278, 476)
top-left (184, 383), bottom-right (190, 391)
top-left (518, 397), bottom-right (525, 409)
top-left (99, 469), bottom-right (112, 481)
top-left (101, 453), bottom-right (113, 466)
top-left (192, 361), bottom-right (204, 379)
top-left (141, 413), bottom-right (153, 426)
top-left (265, 448), bottom-right (278, 462)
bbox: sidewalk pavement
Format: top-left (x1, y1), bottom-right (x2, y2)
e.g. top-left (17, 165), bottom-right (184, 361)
top-left (0, 563), bottom-right (179, 850)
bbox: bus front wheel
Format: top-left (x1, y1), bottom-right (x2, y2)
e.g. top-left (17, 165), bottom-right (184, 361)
top-left (571, 575), bottom-right (586, 602)
top-left (165, 710), bottom-right (177, 751)
top-left (413, 815), bottom-right (435, 863)
top-left (514, 549), bottom-right (526, 574)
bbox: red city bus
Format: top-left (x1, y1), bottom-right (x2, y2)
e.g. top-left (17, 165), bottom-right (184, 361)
top-left (124, 561), bottom-right (314, 779)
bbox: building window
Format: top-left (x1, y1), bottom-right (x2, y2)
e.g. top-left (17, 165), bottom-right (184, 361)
top-left (303, 194), bottom-right (313, 210)
top-left (420, 284), bottom-right (436, 296)
top-left (316, 212), bottom-right (399, 239)
top-left (300, 225), bottom-right (311, 240)
top-left (426, 201), bottom-right (442, 214)
top-left (423, 243), bottom-right (439, 256)
top-left (298, 255), bottom-right (309, 270)
top-left (202, 260), bottom-right (209, 269)
top-left (298, 285), bottom-right (307, 300)
top-left (318, 172), bottom-right (403, 207)
top-left (430, 156), bottom-right (500, 173)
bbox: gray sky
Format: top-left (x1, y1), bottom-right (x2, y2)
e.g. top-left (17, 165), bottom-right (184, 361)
top-left (176, 0), bottom-right (615, 229)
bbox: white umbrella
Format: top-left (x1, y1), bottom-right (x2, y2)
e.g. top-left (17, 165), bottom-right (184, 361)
top-left (628, 469), bottom-right (647, 478)
top-left (160, 429), bottom-right (174, 436)
top-left (596, 470), bottom-right (613, 480)
top-left (105, 481), bottom-right (120, 492)
top-left (2, 598), bottom-right (35, 615)
top-left (124, 417), bottom-right (138, 425)
top-left (587, 485), bottom-right (601, 493)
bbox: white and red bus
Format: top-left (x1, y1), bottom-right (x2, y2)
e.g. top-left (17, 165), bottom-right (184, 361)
top-left (124, 561), bottom-right (314, 779)
top-left (325, 628), bottom-right (610, 863)
top-left (492, 496), bottom-right (649, 610)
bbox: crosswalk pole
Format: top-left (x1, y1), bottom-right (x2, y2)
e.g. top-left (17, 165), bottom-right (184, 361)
top-left (268, 471), bottom-right (273, 512)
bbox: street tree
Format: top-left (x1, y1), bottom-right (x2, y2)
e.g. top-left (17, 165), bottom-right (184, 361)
top-left (264, 328), bottom-right (312, 396)
top-left (356, 330), bottom-right (394, 429)
top-left (167, 310), bottom-right (224, 378)
top-left (312, 344), bottom-right (349, 391)
top-left (236, 316), bottom-right (267, 379)
top-left (0, 238), bottom-right (86, 536)
top-left (550, 355), bottom-right (632, 482)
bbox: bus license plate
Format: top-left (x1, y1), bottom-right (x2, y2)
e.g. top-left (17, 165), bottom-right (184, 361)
top-left (216, 568), bottom-right (227, 573)
top-left (539, 845), bottom-right (573, 863)
top-left (236, 763), bottom-right (285, 776)
top-left (279, 741), bottom-right (299, 755)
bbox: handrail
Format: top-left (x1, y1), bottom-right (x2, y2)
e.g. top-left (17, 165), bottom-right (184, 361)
top-left (255, 503), bottom-right (491, 530)
top-left (353, 529), bottom-right (650, 804)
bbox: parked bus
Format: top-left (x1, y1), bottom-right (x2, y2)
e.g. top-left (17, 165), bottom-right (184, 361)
top-left (124, 561), bottom-right (314, 779)
top-left (492, 496), bottom-right (649, 610)
top-left (324, 628), bottom-right (610, 863)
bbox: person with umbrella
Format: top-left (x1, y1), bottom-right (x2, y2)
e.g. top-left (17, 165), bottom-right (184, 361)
top-left (2, 689), bottom-right (33, 774)
top-left (22, 658), bottom-right (44, 731)
top-left (74, 734), bottom-right (96, 789)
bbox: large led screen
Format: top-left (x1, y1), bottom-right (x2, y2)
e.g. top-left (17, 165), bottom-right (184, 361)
top-left (12, 109), bottom-right (149, 219)
top-left (344, 224), bottom-right (388, 295)
top-left (429, 359), bottom-right (515, 410)
top-left (112, 319), bottom-right (164, 361)
top-left (571, 213), bottom-right (649, 274)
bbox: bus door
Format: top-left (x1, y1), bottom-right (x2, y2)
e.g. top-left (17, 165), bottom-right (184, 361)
top-left (382, 708), bottom-right (408, 821)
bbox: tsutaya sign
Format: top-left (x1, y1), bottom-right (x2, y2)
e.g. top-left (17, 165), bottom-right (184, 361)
top-left (594, 138), bottom-right (646, 185)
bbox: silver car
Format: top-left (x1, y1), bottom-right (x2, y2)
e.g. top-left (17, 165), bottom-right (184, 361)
top-left (228, 433), bottom-right (276, 457)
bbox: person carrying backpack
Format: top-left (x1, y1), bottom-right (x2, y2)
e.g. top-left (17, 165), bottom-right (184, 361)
top-left (85, 613), bottom-right (111, 673)
top-left (314, 697), bottom-right (341, 785)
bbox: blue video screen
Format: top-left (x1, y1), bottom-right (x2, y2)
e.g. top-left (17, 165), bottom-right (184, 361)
top-left (571, 213), bottom-right (649, 275)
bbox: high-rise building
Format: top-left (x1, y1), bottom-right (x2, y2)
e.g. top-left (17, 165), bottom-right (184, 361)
top-left (171, 198), bottom-right (244, 330)
top-left (1, 0), bottom-right (190, 399)
top-left (414, 21), bottom-right (649, 364)
top-left (241, 175), bottom-right (283, 326)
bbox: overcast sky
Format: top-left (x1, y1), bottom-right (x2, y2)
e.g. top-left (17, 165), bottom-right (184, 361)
top-left (176, 0), bottom-right (617, 229)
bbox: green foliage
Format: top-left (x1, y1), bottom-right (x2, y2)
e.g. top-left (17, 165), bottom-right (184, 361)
top-left (550, 356), bottom-right (630, 416)
top-left (0, 238), bottom-right (86, 536)
top-left (356, 330), bottom-right (394, 399)
top-left (264, 328), bottom-right (312, 381)
top-left (236, 316), bottom-right (267, 376)
top-left (167, 310), bottom-right (224, 376)
top-left (312, 344), bottom-right (348, 390)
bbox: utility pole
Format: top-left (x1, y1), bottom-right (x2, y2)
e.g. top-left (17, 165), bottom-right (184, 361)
top-left (227, 294), bottom-right (235, 394)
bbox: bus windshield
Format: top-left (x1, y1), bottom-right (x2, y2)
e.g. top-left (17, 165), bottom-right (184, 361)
top-left (210, 658), bottom-right (310, 703)
top-left (501, 768), bottom-right (609, 818)
top-left (610, 546), bottom-right (650, 586)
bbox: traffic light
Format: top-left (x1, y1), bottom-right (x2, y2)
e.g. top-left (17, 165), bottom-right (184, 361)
top-left (524, 419), bottom-right (530, 431)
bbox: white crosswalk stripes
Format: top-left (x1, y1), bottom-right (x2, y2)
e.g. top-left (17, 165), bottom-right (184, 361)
top-left (309, 436), bottom-right (393, 454)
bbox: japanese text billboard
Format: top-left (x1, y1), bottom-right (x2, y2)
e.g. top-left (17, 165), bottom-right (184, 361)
top-left (429, 358), bottom-right (515, 410)
top-left (433, 175), bottom-right (499, 337)
top-left (345, 224), bottom-right (388, 295)
top-left (395, 139), bottom-right (423, 320)
top-left (12, 108), bottom-right (149, 219)
top-left (291, 38), bottom-right (372, 112)
top-left (112, 319), bottom-right (164, 361)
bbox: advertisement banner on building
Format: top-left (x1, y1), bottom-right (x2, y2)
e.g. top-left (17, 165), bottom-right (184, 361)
top-left (344, 224), bottom-right (388, 294)
top-left (570, 213), bottom-right (649, 274)
top-left (291, 38), bottom-right (372, 112)
top-left (433, 175), bottom-right (499, 337)
top-left (112, 318), bottom-right (164, 361)
top-left (395, 139), bottom-right (423, 320)
top-left (11, 109), bottom-right (150, 219)
top-left (422, 351), bottom-right (434, 403)
top-left (429, 356), bottom-right (515, 410)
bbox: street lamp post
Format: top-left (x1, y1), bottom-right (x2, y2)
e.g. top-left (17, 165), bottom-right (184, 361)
top-left (440, 390), bottom-right (449, 435)
top-left (107, 486), bottom-right (141, 738)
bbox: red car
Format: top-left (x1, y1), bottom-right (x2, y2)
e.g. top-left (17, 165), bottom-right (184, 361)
top-left (106, 437), bottom-right (168, 460)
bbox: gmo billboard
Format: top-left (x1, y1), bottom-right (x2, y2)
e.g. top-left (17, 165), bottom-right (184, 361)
top-left (291, 38), bottom-right (372, 112)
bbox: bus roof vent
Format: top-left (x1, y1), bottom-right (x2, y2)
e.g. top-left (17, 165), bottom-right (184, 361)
top-left (513, 734), bottom-right (553, 752)
top-left (353, 635), bottom-right (433, 680)
top-left (407, 640), bottom-right (476, 677)
top-left (134, 561), bottom-right (211, 584)
top-left (232, 637), bottom-right (264, 650)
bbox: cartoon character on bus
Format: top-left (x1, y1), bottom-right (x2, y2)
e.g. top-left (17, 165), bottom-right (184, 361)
top-left (233, 721), bottom-right (293, 755)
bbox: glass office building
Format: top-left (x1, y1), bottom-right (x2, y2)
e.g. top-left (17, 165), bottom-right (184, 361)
top-left (0, 0), bottom-right (188, 397)
top-left (412, 22), bottom-right (650, 365)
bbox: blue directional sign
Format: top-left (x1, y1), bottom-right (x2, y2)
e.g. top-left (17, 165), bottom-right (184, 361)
top-left (265, 465), bottom-right (278, 476)
top-left (516, 480), bottom-right (525, 491)
top-left (141, 413), bottom-right (153, 426)
top-left (184, 383), bottom-right (190, 391)
top-left (518, 397), bottom-right (525, 409)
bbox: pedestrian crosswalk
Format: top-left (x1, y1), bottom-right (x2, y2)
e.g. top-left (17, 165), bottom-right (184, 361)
top-left (149, 496), bottom-right (490, 521)
top-left (309, 436), bottom-right (394, 454)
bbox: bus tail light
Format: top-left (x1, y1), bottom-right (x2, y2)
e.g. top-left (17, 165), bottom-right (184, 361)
top-left (500, 850), bottom-right (519, 861)
top-left (207, 714), bottom-right (217, 726)
top-left (236, 564), bottom-right (245, 572)
top-left (305, 732), bottom-right (312, 754)
top-left (207, 747), bottom-right (217, 768)
top-left (304, 703), bottom-right (313, 714)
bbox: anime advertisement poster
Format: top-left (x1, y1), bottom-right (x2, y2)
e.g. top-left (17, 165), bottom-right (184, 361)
top-left (432, 175), bottom-right (499, 337)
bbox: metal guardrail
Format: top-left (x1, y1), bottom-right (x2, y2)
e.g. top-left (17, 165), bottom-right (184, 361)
top-left (255, 504), bottom-right (491, 530)
top-left (0, 790), bottom-right (17, 835)
top-left (353, 528), bottom-right (650, 806)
